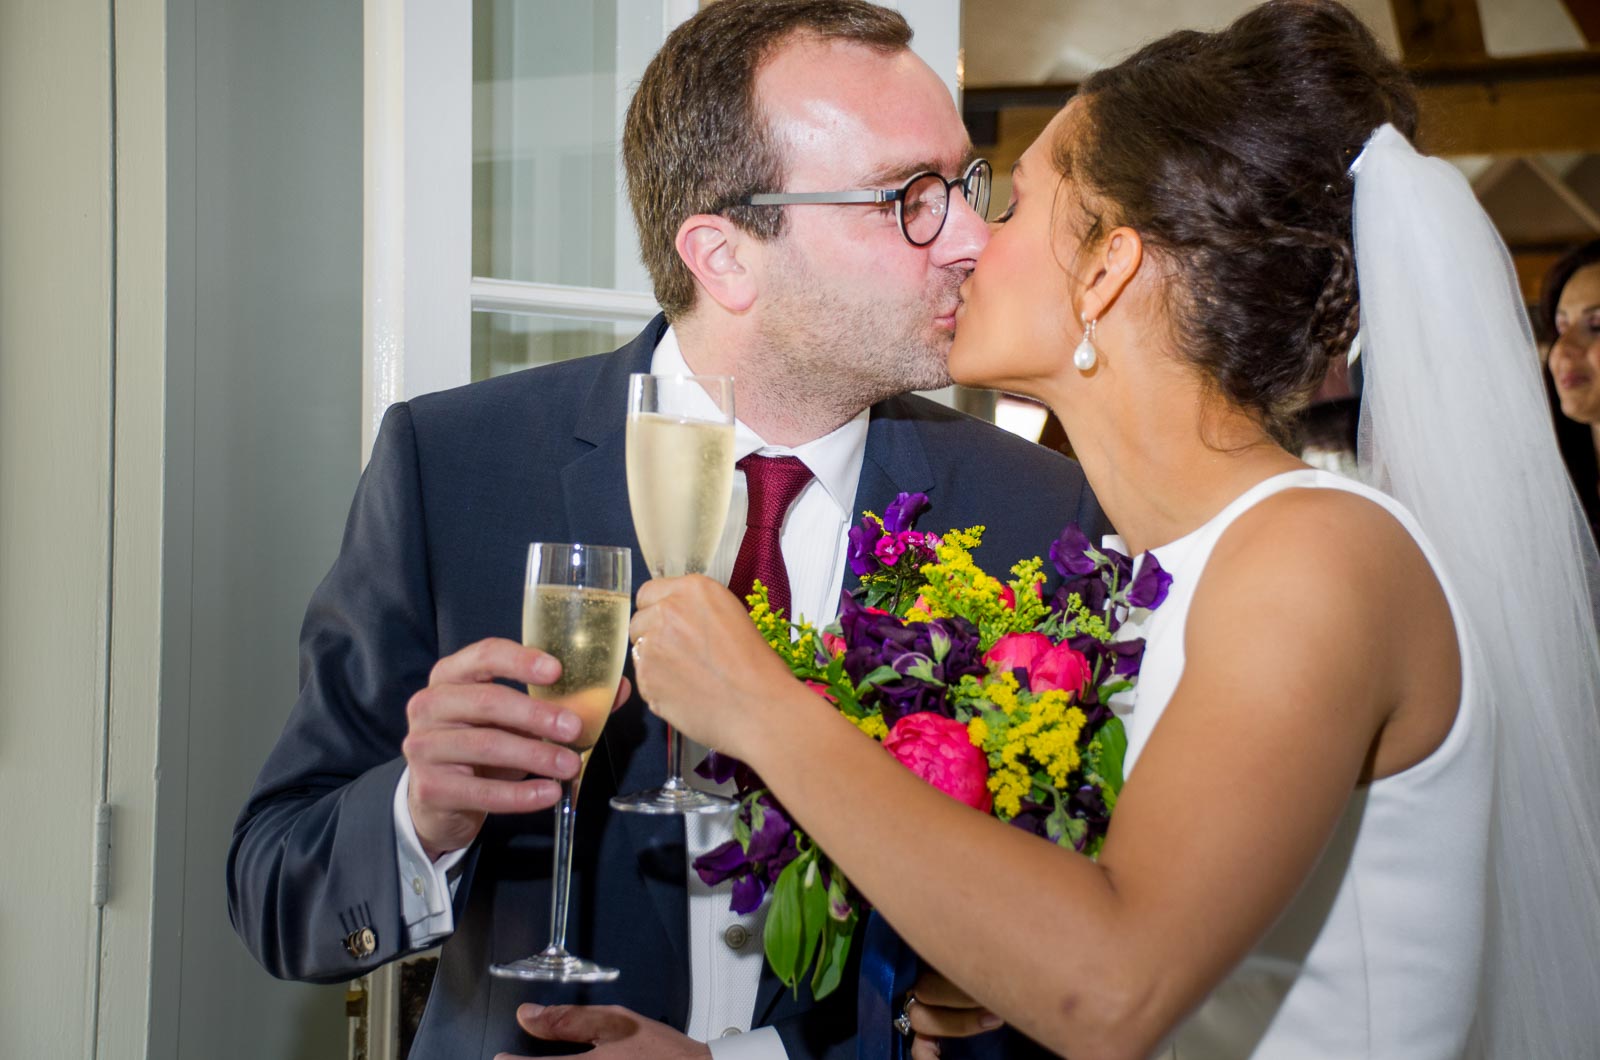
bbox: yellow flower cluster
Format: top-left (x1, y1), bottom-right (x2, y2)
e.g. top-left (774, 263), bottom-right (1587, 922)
top-left (851, 713), bottom-right (889, 740)
top-left (746, 581), bottom-right (818, 669)
top-left (966, 672), bottom-right (1090, 819)
top-left (1001, 557), bottom-right (1050, 635)
top-left (906, 526), bottom-right (1009, 628)
top-left (1058, 591), bottom-right (1112, 644)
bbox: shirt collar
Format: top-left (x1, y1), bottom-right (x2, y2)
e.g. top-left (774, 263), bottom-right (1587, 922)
top-left (650, 327), bottom-right (869, 514)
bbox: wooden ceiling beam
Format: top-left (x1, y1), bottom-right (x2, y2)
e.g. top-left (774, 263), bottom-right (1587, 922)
top-left (964, 52), bottom-right (1600, 155)
top-left (1412, 51), bottom-right (1600, 154)
top-left (1556, 0), bottom-right (1600, 47)
top-left (1389, 0), bottom-right (1487, 62)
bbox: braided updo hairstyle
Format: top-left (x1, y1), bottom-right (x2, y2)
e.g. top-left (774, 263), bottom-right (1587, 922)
top-left (1062, 0), bottom-right (1416, 444)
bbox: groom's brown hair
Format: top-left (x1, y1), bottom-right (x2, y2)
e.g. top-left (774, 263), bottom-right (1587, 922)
top-left (623, 0), bottom-right (912, 321)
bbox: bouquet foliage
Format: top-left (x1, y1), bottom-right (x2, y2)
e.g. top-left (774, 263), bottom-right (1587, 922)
top-left (693, 493), bottom-right (1171, 997)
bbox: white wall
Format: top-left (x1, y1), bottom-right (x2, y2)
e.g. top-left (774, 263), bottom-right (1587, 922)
top-left (152, 0), bottom-right (366, 1056)
top-left (2, 0), bottom-right (370, 1056)
top-left (0, 1), bottom-right (114, 1056)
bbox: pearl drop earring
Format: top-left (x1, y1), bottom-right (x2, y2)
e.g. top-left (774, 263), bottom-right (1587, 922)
top-left (1073, 316), bottom-right (1099, 372)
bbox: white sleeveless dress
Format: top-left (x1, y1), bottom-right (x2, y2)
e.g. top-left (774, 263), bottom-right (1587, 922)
top-left (1116, 470), bottom-right (1492, 1059)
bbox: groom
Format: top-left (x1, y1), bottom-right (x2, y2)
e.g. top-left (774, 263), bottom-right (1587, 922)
top-left (227, 1), bottom-right (1101, 1056)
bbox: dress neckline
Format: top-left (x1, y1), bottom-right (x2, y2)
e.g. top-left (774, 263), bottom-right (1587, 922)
top-left (1146, 469), bottom-right (1327, 564)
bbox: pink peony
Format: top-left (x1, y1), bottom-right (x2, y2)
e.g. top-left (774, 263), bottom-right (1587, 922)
top-left (1030, 642), bottom-right (1092, 695)
top-left (984, 631), bottom-right (1052, 674)
top-left (821, 632), bottom-right (847, 657)
top-left (999, 582), bottom-right (1044, 610)
top-left (804, 680), bottom-right (839, 704)
top-left (883, 712), bottom-right (991, 812)
top-left (984, 632), bottom-right (1091, 695)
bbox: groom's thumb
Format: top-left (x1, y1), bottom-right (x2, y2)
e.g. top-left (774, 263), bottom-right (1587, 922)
top-left (518, 1003), bottom-right (640, 1043)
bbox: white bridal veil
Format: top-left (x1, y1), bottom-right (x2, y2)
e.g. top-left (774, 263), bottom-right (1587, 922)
top-left (1351, 124), bottom-right (1600, 1057)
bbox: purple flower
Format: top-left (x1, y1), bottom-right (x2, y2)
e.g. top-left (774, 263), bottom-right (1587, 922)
top-left (696, 838), bottom-right (769, 915)
top-left (1107, 638), bottom-right (1146, 677)
top-left (1006, 801), bottom-right (1052, 839)
top-left (695, 839), bottom-right (748, 886)
top-left (1049, 524), bottom-right (1100, 577)
top-left (691, 792), bottom-right (799, 915)
top-left (1052, 576), bottom-right (1108, 616)
top-left (882, 493), bottom-right (930, 534)
top-left (1127, 553), bottom-right (1172, 610)
top-left (745, 794), bottom-right (795, 862)
top-left (695, 750), bottom-right (761, 792)
top-left (836, 597), bottom-right (985, 725)
top-left (847, 515), bottom-right (886, 577)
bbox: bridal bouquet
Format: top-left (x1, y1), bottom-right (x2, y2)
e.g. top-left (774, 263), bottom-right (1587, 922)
top-left (693, 493), bottom-right (1171, 998)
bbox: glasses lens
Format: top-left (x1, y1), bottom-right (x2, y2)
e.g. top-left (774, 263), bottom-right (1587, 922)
top-left (963, 160), bottom-right (992, 221)
top-left (901, 173), bottom-right (950, 246)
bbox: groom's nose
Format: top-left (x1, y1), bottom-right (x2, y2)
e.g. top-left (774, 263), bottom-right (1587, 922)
top-left (928, 190), bottom-right (989, 268)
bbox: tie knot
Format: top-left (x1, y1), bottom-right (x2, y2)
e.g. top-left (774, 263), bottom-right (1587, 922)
top-left (737, 454), bottom-right (814, 530)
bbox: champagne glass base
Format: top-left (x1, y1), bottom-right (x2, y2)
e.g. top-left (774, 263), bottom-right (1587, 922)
top-left (610, 786), bottom-right (736, 815)
top-left (490, 949), bottom-right (619, 983)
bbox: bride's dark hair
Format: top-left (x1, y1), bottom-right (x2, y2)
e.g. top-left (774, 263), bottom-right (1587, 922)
top-left (1062, 0), bottom-right (1415, 443)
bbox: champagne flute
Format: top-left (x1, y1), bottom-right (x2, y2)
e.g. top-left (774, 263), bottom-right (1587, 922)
top-left (490, 542), bottom-right (631, 983)
top-left (610, 373), bottom-right (738, 815)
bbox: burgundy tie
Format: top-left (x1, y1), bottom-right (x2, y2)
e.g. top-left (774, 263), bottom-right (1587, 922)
top-left (728, 455), bottom-right (815, 619)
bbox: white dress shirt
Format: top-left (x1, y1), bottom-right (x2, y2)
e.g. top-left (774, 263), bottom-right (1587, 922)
top-left (394, 327), bottom-right (867, 1057)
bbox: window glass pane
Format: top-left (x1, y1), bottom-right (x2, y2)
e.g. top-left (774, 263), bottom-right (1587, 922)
top-left (472, 310), bottom-right (638, 381)
top-left (473, 0), bottom-right (625, 287)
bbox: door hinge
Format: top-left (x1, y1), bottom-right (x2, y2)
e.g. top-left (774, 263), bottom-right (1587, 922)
top-left (91, 802), bottom-right (112, 908)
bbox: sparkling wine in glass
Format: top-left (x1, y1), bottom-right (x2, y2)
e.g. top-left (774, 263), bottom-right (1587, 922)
top-left (490, 542), bottom-right (631, 983)
top-left (610, 372), bottom-right (738, 815)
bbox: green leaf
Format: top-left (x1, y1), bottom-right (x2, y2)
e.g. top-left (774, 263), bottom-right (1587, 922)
top-left (798, 855), bottom-right (828, 990)
top-left (863, 582), bottom-right (896, 612)
top-left (764, 857), bottom-right (806, 990)
top-left (1091, 717), bottom-right (1128, 796)
top-left (901, 658), bottom-right (939, 683)
top-left (856, 665), bottom-right (900, 691)
top-left (732, 813), bottom-right (751, 851)
top-left (810, 910), bottom-right (859, 999)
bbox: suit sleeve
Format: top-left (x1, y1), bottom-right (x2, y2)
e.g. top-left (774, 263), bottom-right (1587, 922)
top-left (227, 401), bottom-right (460, 982)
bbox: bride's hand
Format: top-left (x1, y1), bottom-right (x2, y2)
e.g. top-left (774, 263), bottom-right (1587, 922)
top-left (904, 967), bottom-right (1004, 1058)
top-left (629, 574), bottom-right (798, 761)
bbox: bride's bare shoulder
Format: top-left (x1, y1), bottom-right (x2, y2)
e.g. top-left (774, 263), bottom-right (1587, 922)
top-left (1190, 484), bottom-right (1450, 672)
top-left (1212, 484), bottom-right (1428, 583)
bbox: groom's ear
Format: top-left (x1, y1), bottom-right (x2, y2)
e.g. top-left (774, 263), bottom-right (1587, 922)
top-left (676, 215), bottom-right (758, 314)
top-left (1077, 225), bottom-right (1144, 323)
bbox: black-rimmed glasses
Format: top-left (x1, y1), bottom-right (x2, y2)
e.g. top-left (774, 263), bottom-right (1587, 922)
top-left (740, 158), bottom-right (992, 247)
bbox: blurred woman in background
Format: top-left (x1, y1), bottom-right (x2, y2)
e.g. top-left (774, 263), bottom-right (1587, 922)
top-left (1542, 238), bottom-right (1600, 539)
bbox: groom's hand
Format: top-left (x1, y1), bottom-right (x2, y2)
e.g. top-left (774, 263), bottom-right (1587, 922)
top-left (403, 637), bottom-right (631, 860)
top-left (501, 1003), bottom-right (711, 1059)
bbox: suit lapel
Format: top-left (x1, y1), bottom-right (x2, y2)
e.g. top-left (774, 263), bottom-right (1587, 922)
top-left (558, 317), bottom-right (692, 979)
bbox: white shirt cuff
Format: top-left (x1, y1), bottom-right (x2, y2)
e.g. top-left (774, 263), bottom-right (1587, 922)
top-left (393, 765), bottom-right (468, 949)
top-left (707, 1026), bottom-right (788, 1059)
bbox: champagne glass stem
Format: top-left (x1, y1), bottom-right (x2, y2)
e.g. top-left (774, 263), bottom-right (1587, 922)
top-left (545, 770), bottom-right (583, 955)
top-left (664, 726), bottom-right (688, 791)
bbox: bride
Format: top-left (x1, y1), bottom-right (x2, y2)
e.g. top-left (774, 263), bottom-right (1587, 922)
top-left (628, 1), bottom-right (1600, 1056)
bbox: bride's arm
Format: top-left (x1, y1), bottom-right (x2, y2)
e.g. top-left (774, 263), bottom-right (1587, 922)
top-left (630, 489), bottom-right (1456, 1060)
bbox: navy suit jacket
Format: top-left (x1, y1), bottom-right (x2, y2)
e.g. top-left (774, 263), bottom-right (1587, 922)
top-left (227, 317), bottom-right (1104, 1058)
